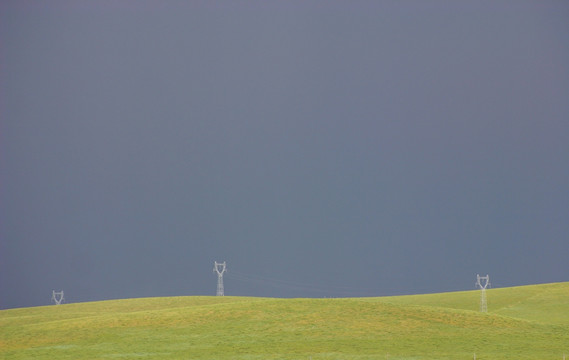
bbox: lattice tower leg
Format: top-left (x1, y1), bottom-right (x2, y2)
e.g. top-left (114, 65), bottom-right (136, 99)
top-left (217, 275), bottom-right (224, 296)
top-left (480, 288), bottom-right (487, 312)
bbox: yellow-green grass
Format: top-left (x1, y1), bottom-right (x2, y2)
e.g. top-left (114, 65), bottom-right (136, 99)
top-left (1, 282), bottom-right (568, 359)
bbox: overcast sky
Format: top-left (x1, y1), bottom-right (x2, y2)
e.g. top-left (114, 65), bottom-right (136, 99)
top-left (1, 1), bottom-right (568, 309)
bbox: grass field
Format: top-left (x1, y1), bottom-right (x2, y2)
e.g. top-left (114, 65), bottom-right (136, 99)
top-left (1, 282), bottom-right (568, 359)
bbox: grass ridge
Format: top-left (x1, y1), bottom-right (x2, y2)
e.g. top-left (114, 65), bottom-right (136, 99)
top-left (1, 282), bottom-right (568, 359)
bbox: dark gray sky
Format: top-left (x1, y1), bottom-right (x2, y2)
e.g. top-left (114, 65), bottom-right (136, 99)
top-left (1, 1), bottom-right (568, 309)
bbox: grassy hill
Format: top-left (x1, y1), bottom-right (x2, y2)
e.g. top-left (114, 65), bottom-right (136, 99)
top-left (1, 282), bottom-right (568, 359)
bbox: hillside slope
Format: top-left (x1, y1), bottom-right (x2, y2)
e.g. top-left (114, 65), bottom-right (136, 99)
top-left (1, 282), bottom-right (568, 359)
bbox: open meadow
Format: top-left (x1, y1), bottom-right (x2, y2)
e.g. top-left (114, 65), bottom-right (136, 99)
top-left (1, 282), bottom-right (568, 359)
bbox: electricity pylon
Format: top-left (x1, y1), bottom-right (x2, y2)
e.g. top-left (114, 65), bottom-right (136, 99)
top-left (475, 274), bottom-right (490, 312)
top-left (51, 290), bottom-right (64, 305)
top-left (213, 261), bottom-right (227, 296)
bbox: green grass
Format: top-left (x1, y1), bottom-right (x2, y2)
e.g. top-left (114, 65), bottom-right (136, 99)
top-left (1, 282), bottom-right (568, 359)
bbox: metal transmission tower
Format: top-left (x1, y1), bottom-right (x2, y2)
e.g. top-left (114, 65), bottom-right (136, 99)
top-left (213, 261), bottom-right (227, 296)
top-left (475, 274), bottom-right (490, 312)
top-left (51, 290), bottom-right (64, 305)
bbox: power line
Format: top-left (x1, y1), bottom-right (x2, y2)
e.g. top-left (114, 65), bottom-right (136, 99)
top-left (227, 270), bottom-right (380, 297)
